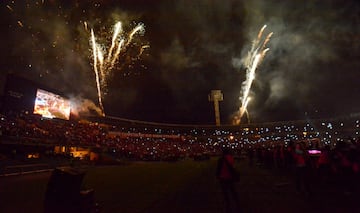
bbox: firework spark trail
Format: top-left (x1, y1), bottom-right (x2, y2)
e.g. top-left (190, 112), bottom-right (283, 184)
top-left (237, 25), bottom-right (272, 123)
top-left (241, 54), bottom-right (260, 110)
top-left (110, 38), bottom-right (125, 69)
top-left (6, 5), bottom-right (14, 12)
top-left (239, 97), bottom-right (251, 120)
top-left (137, 44), bottom-right (150, 58)
top-left (97, 45), bottom-right (109, 88)
top-left (83, 21), bottom-right (88, 31)
top-left (127, 24), bottom-right (144, 46)
top-left (90, 29), bottom-right (104, 115)
top-left (109, 23), bottom-right (144, 68)
top-left (107, 22), bottom-right (122, 61)
top-left (90, 21), bottom-right (147, 115)
top-left (17, 21), bottom-right (24, 27)
top-left (256, 25), bottom-right (267, 45)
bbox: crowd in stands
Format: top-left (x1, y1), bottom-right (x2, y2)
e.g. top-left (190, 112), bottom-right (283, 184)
top-left (0, 113), bottom-right (218, 161)
top-left (0, 113), bottom-right (106, 146)
top-left (1, 112), bottom-right (360, 164)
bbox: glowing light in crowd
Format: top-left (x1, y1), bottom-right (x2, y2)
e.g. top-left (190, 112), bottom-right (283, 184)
top-left (90, 21), bottom-right (146, 115)
top-left (235, 25), bottom-right (273, 124)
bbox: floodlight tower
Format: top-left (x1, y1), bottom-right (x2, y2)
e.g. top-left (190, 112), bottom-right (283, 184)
top-left (208, 90), bottom-right (223, 126)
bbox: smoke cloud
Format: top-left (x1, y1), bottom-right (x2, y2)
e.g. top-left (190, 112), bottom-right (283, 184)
top-left (69, 96), bottom-right (103, 117)
top-left (154, 0), bottom-right (359, 122)
top-left (237, 0), bottom-right (359, 121)
top-left (2, 0), bottom-right (359, 123)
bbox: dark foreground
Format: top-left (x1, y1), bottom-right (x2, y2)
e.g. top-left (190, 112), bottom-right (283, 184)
top-left (0, 159), bottom-right (359, 213)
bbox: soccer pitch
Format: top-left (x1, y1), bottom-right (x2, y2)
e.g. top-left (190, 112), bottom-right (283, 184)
top-left (0, 159), bottom-right (222, 213)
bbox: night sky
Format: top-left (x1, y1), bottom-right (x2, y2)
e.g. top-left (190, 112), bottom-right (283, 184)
top-left (0, 0), bottom-right (359, 125)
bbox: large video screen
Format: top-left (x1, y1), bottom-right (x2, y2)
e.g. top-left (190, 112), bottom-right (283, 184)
top-left (33, 89), bottom-right (71, 120)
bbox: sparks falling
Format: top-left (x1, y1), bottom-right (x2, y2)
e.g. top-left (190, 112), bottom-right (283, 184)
top-left (90, 21), bottom-right (146, 115)
top-left (236, 25), bottom-right (273, 124)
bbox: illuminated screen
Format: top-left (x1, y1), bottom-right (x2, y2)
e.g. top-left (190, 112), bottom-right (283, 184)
top-left (33, 89), bottom-right (71, 120)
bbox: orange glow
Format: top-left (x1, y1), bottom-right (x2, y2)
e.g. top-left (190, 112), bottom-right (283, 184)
top-left (27, 153), bottom-right (39, 159)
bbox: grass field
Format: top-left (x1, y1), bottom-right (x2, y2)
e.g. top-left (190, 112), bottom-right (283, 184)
top-left (0, 159), bottom-right (219, 213)
top-left (83, 160), bottom-right (219, 213)
top-left (1, 158), bottom-right (359, 213)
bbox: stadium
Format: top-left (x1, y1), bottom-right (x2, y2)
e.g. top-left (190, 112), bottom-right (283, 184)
top-left (1, 0), bottom-right (359, 212)
top-left (0, 74), bottom-right (360, 212)
top-left (1, 74), bottom-right (359, 161)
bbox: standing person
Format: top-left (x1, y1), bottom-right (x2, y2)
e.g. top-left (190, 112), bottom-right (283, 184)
top-left (317, 145), bottom-right (331, 181)
top-left (247, 147), bottom-right (254, 167)
top-left (216, 147), bottom-right (240, 213)
top-left (285, 141), bottom-right (295, 171)
top-left (294, 142), bottom-right (311, 197)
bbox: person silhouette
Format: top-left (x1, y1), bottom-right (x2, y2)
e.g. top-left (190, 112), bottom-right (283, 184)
top-left (216, 147), bottom-right (240, 212)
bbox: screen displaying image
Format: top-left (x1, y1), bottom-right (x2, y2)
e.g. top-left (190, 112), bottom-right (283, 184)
top-left (34, 89), bottom-right (71, 120)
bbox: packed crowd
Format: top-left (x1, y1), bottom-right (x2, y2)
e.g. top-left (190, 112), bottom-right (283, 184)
top-left (0, 113), bottom-right (106, 146)
top-left (1, 112), bottom-right (360, 164)
top-left (247, 138), bottom-right (360, 195)
top-left (0, 113), bottom-right (218, 161)
top-left (102, 137), bottom-right (216, 161)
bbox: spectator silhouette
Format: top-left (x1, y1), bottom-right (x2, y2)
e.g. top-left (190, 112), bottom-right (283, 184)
top-left (294, 142), bottom-right (311, 197)
top-left (216, 147), bottom-right (240, 213)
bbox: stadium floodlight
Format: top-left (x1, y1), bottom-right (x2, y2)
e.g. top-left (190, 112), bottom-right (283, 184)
top-left (208, 90), bottom-right (223, 126)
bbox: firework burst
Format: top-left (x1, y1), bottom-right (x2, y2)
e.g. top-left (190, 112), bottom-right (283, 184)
top-left (235, 25), bottom-right (273, 124)
top-left (90, 21), bottom-right (147, 115)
